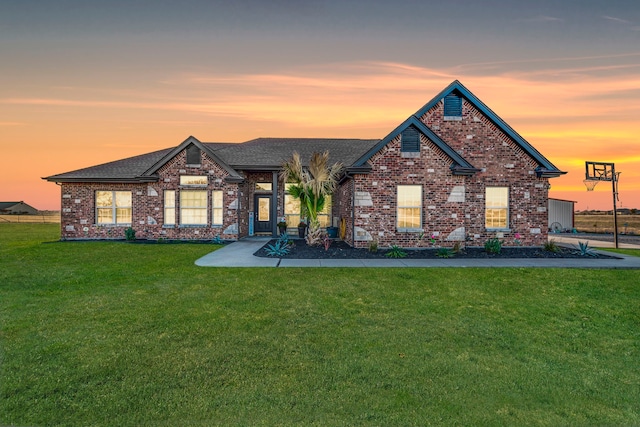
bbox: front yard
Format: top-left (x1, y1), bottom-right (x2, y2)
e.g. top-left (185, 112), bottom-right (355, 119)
top-left (1, 224), bottom-right (638, 426)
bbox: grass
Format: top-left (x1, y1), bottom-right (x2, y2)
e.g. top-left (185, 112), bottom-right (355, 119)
top-left (597, 248), bottom-right (640, 257)
top-left (1, 224), bottom-right (639, 426)
top-left (574, 213), bottom-right (640, 234)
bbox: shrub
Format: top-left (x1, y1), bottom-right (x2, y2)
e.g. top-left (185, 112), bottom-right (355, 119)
top-left (436, 248), bottom-right (454, 258)
top-left (544, 239), bottom-right (561, 253)
top-left (212, 235), bottom-right (223, 245)
top-left (323, 235), bottom-right (332, 251)
top-left (125, 227), bottom-right (136, 241)
top-left (369, 240), bottom-right (378, 253)
top-left (386, 245), bottom-right (407, 258)
top-left (265, 234), bottom-right (291, 257)
top-left (452, 242), bottom-right (462, 254)
top-left (575, 241), bottom-right (597, 257)
top-left (484, 238), bottom-right (502, 254)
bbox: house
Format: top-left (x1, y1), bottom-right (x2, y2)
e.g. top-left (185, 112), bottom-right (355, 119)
top-left (44, 81), bottom-right (565, 247)
top-left (0, 201), bottom-right (39, 215)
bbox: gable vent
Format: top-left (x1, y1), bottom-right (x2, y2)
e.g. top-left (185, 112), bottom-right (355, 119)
top-left (186, 144), bottom-right (201, 165)
top-left (401, 126), bottom-right (420, 152)
top-left (444, 93), bottom-right (462, 120)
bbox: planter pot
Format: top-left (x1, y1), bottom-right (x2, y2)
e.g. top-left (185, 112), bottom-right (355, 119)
top-left (297, 226), bottom-right (307, 238)
top-left (278, 226), bottom-right (287, 235)
top-left (326, 226), bottom-right (338, 238)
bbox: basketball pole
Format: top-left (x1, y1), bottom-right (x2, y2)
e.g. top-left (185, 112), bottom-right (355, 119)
top-left (612, 164), bottom-right (619, 249)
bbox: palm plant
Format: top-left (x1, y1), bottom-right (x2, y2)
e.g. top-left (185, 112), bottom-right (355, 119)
top-left (280, 151), bottom-right (343, 246)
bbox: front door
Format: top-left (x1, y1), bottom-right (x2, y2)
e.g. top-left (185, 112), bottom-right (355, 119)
top-left (254, 195), bottom-right (272, 233)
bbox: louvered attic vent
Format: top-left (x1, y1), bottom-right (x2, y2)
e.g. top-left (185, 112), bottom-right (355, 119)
top-left (401, 126), bottom-right (420, 152)
top-left (186, 144), bottom-right (201, 165)
top-left (444, 93), bottom-right (462, 120)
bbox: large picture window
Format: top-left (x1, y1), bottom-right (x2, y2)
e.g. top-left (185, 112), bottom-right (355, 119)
top-left (397, 185), bottom-right (422, 230)
top-left (96, 191), bottom-right (132, 225)
top-left (180, 190), bottom-right (207, 225)
top-left (164, 190), bottom-right (175, 225)
top-left (212, 190), bottom-right (223, 226)
top-left (485, 187), bottom-right (509, 229)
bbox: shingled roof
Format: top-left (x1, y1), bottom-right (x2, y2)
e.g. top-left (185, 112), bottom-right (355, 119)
top-left (44, 148), bottom-right (174, 183)
top-left (208, 138), bottom-right (380, 169)
top-left (43, 138), bottom-right (381, 183)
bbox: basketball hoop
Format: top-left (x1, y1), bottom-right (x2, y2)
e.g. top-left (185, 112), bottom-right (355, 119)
top-left (583, 179), bottom-right (599, 191)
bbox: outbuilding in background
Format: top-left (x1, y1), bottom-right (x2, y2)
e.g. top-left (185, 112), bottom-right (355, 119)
top-left (548, 198), bottom-right (575, 232)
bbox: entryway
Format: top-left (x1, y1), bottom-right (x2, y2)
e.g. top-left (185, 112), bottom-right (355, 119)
top-left (254, 195), bottom-right (273, 234)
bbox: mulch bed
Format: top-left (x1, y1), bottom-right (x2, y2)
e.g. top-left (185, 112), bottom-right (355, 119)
top-left (254, 239), bottom-right (617, 259)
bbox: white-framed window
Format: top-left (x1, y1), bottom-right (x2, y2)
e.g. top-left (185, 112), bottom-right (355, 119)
top-left (485, 187), bottom-right (509, 229)
top-left (164, 190), bottom-right (176, 226)
top-left (397, 185), bottom-right (422, 230)
top-left (212, 190), bottom-right (223, 226)
top-left (180, 190), bottom-right (207, 225)
top-left (96, 191), bottom-right (132, 225)
top-left (180, 175), bottom-right (208, 186)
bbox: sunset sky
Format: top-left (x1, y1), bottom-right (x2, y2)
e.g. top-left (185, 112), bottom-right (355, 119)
top-left (1, 0), bottom-right (639, 211)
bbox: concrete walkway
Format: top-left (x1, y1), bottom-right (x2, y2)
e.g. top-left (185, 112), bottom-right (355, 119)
top-left (195, 237), bottom-right (640, 268)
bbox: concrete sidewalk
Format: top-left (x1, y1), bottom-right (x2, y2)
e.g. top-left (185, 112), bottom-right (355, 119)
top-left (195, 237), bottom-right (640, 268)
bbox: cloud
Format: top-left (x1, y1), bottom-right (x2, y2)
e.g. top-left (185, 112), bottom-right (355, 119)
top-left (602, 15), bottom-right (631, 24)
top-left (517, 15), bottom-right (564, 23)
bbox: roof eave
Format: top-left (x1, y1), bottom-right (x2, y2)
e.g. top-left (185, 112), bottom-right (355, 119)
top-left (535, 167), bottom-right (567, 179)
top-left (43, 176), bottom-right (159, 184)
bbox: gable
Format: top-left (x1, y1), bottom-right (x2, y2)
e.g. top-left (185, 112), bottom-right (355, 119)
top-left (414, 81), bottom-right (565, 177)
top-left (353, 116), bottom-right (480, 176)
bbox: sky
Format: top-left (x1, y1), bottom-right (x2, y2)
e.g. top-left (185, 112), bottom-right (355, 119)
top-left (1, 0), bottom-right (639, 211)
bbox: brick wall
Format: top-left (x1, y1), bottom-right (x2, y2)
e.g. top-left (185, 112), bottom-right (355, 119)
top-left (348, 98), bottom-right (550, 248)
top-left (59, 149), bottom-right (240, 240)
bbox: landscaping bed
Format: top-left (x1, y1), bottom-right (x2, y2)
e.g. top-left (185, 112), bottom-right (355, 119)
top-left (254, 239), bottom-right (617, 259)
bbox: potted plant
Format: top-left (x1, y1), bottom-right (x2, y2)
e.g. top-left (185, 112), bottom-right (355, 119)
top-left (277, 218), bottom-right (288, 235)
top-left (297, 220), bottom-right (308, 238)
top-left (326, 226), bottom-right (338, 238)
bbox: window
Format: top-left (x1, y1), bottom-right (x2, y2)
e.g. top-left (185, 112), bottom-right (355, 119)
top-left (317, 195), bottom-right (332, 228)
top-left (96, 191), bottom-right (132, 225)
top-left (180, 190), bottom-right (207, 225)
top-left (212, 190), bottom-right (223, 226)
top-left (485, 187), bottom-right (509, 229)
top-left (444, 93), bottom-right (462, 120)
top-left (186, 144), bottom-right (201, 165)
top-left (256, 182), bottom-right (272, 191)
top-left (284, 183), bottom-right (301, 227)
top-left (164, 190), bottom-right (175, 225)
top-left (397, 185), bottom-right (422, 230)
top-left (401, 126), bottom-right (420, 152)
top-left (180, 175), bottom-right (208, 186)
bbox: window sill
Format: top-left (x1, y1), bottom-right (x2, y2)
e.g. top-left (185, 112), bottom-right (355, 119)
top-left (162, 225), bottom-right (176, 229)
top-left (179, 225), bottom-right (208, 228)
top-left (96, 224), bottom-right (131, 227)
top-left (486, 228), bottom-right (511, 232)
top-left (397, 228), bottom-right (423, 233)
top-left (444, 116), bottom-right (462, 121)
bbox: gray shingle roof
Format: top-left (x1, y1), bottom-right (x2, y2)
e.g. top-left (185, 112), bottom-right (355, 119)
top-left (207, 138), bottom-right (380, 169)
top-left (44, 148), bottom-right (173, 182)
top-left (44, 138), bottom-right (380, 182)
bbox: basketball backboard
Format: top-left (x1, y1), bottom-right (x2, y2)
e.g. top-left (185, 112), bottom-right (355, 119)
top-left (585, 161), bottom-right (615, 181)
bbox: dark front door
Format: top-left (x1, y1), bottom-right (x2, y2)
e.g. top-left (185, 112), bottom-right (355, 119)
top-left (254, 195), bottom-right (272, 233)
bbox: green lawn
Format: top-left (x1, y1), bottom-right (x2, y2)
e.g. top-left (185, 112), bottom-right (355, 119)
top-left (1, 224), bottom-right (639, 426)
